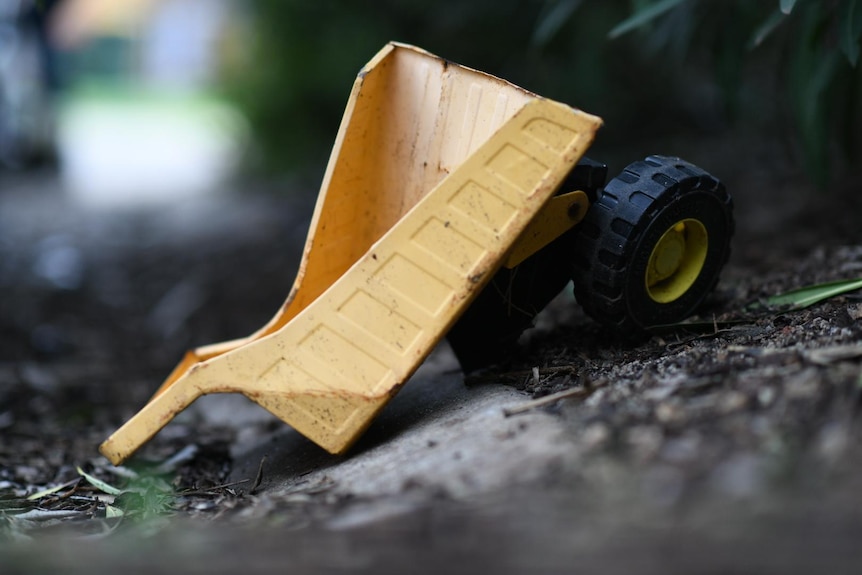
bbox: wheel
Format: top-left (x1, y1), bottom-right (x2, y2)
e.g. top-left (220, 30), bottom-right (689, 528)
top-left (571, 155), bottom-right (733, 332)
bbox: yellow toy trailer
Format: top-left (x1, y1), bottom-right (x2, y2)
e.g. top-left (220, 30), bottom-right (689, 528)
top-left (100, 43), bottom-right (733, 465)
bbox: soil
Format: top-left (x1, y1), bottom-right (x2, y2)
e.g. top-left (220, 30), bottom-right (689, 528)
top-left (1, 139), bottom-right (862, 573)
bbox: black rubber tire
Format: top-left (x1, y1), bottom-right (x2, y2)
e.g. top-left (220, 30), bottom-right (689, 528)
top-left (571, 155), bottom-right (734, 333)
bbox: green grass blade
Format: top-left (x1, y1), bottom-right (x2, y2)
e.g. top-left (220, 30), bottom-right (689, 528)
top-left (749, 9), bottom-right (787, 49)
top-left (26, 484), bottom-right (67, 501)
top-left (77, 467), bottom-right (123, 496)
top-left (841, 0), bottom-right (862, 66)
top-left (780, 0), bottom-right (798, 14)
top-left (766, 277), bottom-right (862, 310)
top-left (609, 0), bottom-right (689, 39)
top-left (105, 505), bottom-right (125, 518)
top-left (532, 0), bottom-right (583, 47)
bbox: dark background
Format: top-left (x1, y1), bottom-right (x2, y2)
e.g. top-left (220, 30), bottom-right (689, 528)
top-left (232, 0), bottom-right (861, 190)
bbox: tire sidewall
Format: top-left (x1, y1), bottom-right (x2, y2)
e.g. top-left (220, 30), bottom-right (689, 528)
top-left (624, 188), bottom-right (731, 328)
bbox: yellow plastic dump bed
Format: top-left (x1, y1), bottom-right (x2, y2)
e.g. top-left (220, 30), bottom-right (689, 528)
top-left (100, 42), bottom-right (601, 465)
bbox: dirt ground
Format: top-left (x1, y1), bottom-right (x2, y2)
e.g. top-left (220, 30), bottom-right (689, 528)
top-left (2, 135), bottom-right (862, 573)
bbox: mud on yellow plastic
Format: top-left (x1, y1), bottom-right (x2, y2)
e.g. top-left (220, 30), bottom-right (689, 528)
top-left (100, 42), bottom-right (601, 465)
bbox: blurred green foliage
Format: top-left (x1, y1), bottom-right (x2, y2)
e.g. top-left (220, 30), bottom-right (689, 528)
top-left (605, 0), bottom-right (862, 185)
top-left (228, 0), bottom-right (861, 185)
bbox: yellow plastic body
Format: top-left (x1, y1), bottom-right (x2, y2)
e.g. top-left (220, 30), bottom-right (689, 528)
top-left (100, 43), bottom-right (601, 465)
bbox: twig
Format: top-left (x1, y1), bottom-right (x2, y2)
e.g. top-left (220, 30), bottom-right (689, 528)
top-left (503, 380), bottom-right (606, 417)
top-left (55, 478), bottom-right (84, 501)
top-left (466, 365), bottom-right (578, 385)
top-left (26, 477), bottom-right (81, 501)
top-left (250, 455), bottom-right (267, 495)
top-left (665, 327), bottom-right (744, 352)
top-left (178, 479), bottom-right (249, 497)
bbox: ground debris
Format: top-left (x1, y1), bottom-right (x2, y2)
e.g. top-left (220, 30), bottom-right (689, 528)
top-left (3, 171), bottom-right (862, 553)
top-left (803, 343), bottom-right (862, 365)
top-left (503, 379), bottom-right (607, 416)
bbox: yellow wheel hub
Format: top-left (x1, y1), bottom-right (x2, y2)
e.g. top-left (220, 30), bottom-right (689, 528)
top-left (645, 218), bottom-right (708, 303)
